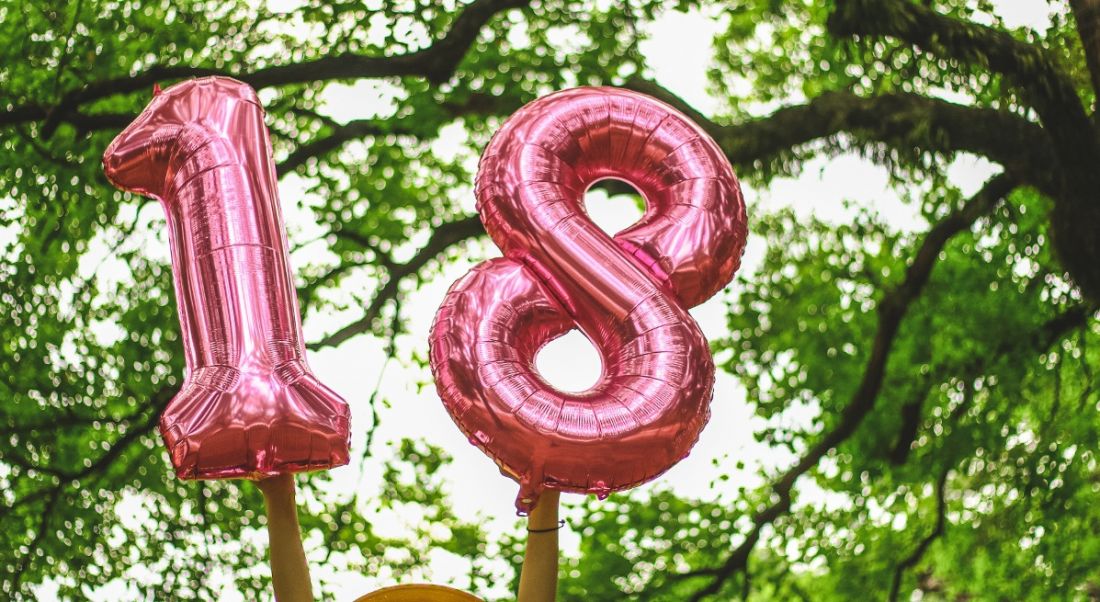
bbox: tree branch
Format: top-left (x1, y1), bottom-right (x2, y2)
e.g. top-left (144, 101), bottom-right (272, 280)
top-left (277, 120), bottom-right (391, 175)
top-left (3, 386), bottom-right (172, 594)
top-left (828, 0), bottom-right (1095, 160)
top-left (681, 301), bottom-right (1095, 600)
top-left (826, 0), bottom-right (1100, 304)
top-left (276, 92), bottom-right (518, 176)
top-left (890, 381), bottom-right (933, 465)
top-left (5, 0), bottom-right (530, 137)
top-left (889, 467), bottom-right (950, 602)
top-left (633, 77), bottom-right (1100, 304)
top-left (308, 215), bottom-right (485, 350)
top-left (1070, 0), bottom-right (1100, 105)
top-left (9, 488), bottom-right (61, 593)
top-left (683, 304), bottom-right (1097, 600)
top-left (626, 78), bottom-right (1059, 198)
top-left (1, 388), bottom-right (170, 522)
top-left (683, 173), bottom-right (1015, 601)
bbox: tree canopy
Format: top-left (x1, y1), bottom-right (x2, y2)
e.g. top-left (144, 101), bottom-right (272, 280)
top-left (2, 0), bottom-right (1099, 600)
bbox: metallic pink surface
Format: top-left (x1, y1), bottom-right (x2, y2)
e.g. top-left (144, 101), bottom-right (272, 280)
top-left (103, 77), bottom-right (350, 480)
top-left (429, 87), bottom-right (747, 513)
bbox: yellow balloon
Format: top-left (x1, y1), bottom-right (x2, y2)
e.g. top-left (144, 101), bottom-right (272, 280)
top-left (353, 584), bottom-right (484, 602)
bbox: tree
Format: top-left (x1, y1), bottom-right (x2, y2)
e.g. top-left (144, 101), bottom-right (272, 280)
top-left (1, 0), bottom-right (1098, 600)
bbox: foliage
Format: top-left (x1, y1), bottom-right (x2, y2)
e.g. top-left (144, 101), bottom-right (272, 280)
top-left (2, 0), bottom-right (1099, 600)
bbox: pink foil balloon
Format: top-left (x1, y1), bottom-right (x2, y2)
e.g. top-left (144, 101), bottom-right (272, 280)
top-left (429, 87), bottom-right (747, 513)
top-left (103, 77), bottom-right (350, 480)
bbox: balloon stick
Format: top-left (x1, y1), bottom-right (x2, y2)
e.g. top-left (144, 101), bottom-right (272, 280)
top-left (518, 490), bottom-right (561, 602)
top-left (257, 474), bottom-right (314, 602)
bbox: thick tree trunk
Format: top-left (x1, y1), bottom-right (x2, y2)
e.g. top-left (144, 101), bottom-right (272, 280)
top-left (830, 0), bottom-right (1100, 304)
top-left (1071, 0), bottom-right (1100, 104)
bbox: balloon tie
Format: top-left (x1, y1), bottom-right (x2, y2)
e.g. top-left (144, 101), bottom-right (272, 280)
top-left (527, 519), bottom-right (566, 533)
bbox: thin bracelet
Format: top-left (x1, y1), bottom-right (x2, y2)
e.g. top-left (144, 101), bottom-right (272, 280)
top-left (528, 519), bottom-right (566, 533)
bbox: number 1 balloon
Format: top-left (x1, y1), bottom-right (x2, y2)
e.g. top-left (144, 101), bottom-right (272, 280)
top-left (429, 87), bottom-right (747, 513)
top-left (103, 77), bottom-right (350, 480)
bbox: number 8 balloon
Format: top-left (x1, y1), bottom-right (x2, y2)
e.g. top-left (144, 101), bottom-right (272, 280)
top-left (430, 87), bottom-right (747, 513)
top-left (103, 77), bottom-right (350, 479)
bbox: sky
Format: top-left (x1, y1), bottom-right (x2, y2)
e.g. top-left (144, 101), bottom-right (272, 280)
top-left (26, 0), bottom-right (1058, 599)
